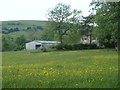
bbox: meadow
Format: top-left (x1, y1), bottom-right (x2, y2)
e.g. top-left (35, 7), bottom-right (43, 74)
top-left (2, 49), bottom-right (118, 88)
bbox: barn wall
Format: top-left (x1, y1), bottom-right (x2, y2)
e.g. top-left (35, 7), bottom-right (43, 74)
top-left (26, 42), bottom-right (36, 50)
top-left (26, 41), bottom-right (60, 50)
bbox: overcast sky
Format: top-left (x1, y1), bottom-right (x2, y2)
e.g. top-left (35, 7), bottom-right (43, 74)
top-left (0, 0), bottom-right (92, 21)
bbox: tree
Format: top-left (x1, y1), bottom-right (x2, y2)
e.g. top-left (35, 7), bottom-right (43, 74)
top-left (65, 9), bottom-right (82, 44)
top-left (90, 1), bottom-right (119, 48)
top-left (2, 35), bottom-right (16, 51)
top-left (27, 27), bottom-right (38, 40)
top-left (40, 29), bottom-right (55, 41)
top-left (118, 2), bottom-right (120, 51)
top-left (2, 36), bottom-right (9, 51)
top-left (15, 35), bottom-right (26, 50)
top-left (48, 3), bottom-right (72, 44)
top-left (82, 14), bottom-right (94, 47)
top-left (48, 3), bottom-right (82, 44)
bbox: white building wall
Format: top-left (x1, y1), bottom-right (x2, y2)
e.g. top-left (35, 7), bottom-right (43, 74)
top-left (80, 35), bottom-right (99, 46)
top-left (26, 42), bottom-right (36, 50)
top-left (26, 40), bottom-right (60, 50)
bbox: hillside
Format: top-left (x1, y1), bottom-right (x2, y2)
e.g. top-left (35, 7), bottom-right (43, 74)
top-left (2, 20), bottom-right (57, 51)
top-left (2, 20), bottom-right (51, 40)
top-left (2, 20), bottom-right (49, 34)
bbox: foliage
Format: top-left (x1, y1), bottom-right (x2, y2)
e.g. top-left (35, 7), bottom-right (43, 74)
top-left (2, 20), bottom-right (46, 34)
top-left (2, 27), bottom-right (20, 34)
top-left (91, 2), bottom-right (118, 48)
top-left (82, 14), bottom-right (94, 46)
top-left (15, 35), bottom-right (27, 50)
top-left (63, 9), bottom-right (82, 44)
top-left (40, 29), bottom-right (55, 41)
top-left (2, 35), bottom-right (16, 51)
top-left (48, 3), bottom-right (82, 44)
top-left (26, 27), bottom-right (38, 41)
top-left (2, 35), bottom-right (27, 51)
top-left (2, 20), bottom-right (53, 51)
top-left (53, 43), bottom-right (98, 50)
top-left (2, 1), bottom-right (119, 51)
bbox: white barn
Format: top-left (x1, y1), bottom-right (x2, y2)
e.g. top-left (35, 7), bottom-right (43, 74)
top-left (26, 40), bottom-right (60, 50)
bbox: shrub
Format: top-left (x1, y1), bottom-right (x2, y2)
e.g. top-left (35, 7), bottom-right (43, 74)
top-left (55, 44), bottom-right (64, 50)
top-left (90, 44), bottom-right (98, 49)
top-left (41, 47), bottom-right (47, 52)
top-left (54, 43), bottom-right (98, 50)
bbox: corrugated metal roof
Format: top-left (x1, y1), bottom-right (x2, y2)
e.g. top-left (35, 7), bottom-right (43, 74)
top-left (29, 40), bottom-right (60, 44)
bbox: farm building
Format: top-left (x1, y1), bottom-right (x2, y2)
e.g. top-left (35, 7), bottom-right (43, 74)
top-left (80, 35), bottom-right (99, 46)
top-left (26, 40), bottom-right (60, 50)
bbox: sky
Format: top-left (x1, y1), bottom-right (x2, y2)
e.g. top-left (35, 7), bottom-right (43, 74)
top-left (0, 0), bottom-right (92, 21)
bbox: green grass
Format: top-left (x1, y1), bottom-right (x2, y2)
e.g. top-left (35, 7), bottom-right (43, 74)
top-left (2, 20), bottom-right (50, 40)
top-left (2, 20), bottom-right (48, 30)
top-left (8, 30), bottom-right (42, 40)
top-left (2, 49), bottom-right (118, 88)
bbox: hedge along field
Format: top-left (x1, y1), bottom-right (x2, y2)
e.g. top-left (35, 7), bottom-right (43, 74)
top-left (2, 49), bottom-right (118, 88)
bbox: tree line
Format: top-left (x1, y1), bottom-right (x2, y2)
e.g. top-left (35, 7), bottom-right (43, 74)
top-left (47, 1), bottom-right (119, 48)
top-left (2, 1), bottom-right (119, 51)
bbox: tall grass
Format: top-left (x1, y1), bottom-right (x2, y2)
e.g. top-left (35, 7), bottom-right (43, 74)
top-left (2, 49), bottom-right (118, 88)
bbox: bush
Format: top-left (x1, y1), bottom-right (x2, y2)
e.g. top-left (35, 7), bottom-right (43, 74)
top-left (41, 47), bottom-right (47, 52)
top-left (90, 44), bottom-right (98, 49)
top-left (54, 43), bottom-right (98, 50)
top-left (55, 44), bottom-right (64, 50)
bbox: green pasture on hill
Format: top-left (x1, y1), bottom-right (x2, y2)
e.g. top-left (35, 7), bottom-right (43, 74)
top-left (2, 20), bottom-right (48, 30)
top-left (2, 49), bottom-right (118, 88)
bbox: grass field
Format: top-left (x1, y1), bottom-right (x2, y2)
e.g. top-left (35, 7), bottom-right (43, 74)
top-left (2, 49), bottom-right (118, 88)
top-left (2, 20), bottom-right (49, 40)
top-left (2, 20), bottom-right (48, 30)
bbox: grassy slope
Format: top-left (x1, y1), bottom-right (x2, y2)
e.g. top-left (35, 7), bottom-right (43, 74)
top-left (2, 20), bottom-right (49, 39)
top-left (2, 20), bottom-right (48, 30)
top-left (7, 31), bottom-right (42, 40)
top-left (2, 49), bottom-right (118, 88)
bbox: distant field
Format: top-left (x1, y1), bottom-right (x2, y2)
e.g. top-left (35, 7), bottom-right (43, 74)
top-left (2, 49), bottom-right (118, 88)
top-left (2, 20), bottom-right (50, 52)
top-left (2, 20), bottom-right (49, 39)
top-left (8, 30), bottom-right (42, 40)
top-left (2, 20), bottom-right (48, 30)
